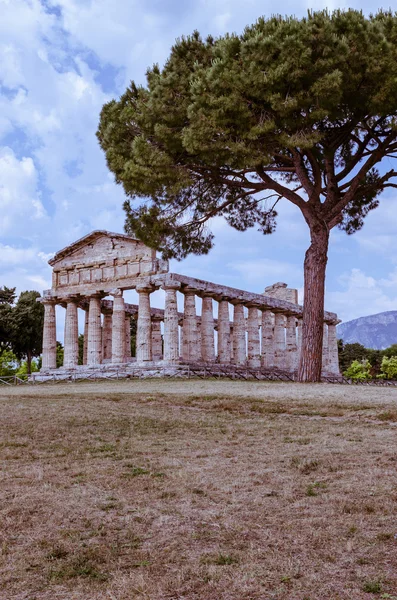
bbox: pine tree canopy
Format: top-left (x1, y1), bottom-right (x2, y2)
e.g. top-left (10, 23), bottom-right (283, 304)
top-left (97, 9), bottom-right (397, 259)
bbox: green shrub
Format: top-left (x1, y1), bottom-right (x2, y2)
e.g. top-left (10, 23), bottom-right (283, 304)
top-left (0, 350), bottom-right (18, 377)
top-left (344, 360), bottom-right (372, 380)
top-left (379, 356), bottom-right (397, 380)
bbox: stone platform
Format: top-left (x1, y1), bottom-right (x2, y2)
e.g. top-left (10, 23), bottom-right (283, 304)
top-left (32, 362), bottom-right (342, 383)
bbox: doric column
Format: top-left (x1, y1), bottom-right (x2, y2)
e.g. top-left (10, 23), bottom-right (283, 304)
top-left (63, 298), bottom-right (79, 368)
top-left (247, 306), bottom-right (261, 368)
top-left (230, 326), bottom-right (234, 362)
top-left (151, 318), bottom-right (163, 360)
top-left (201, 295), bottom-right (215, 362)
top-left (87, 295), bottom-right (102, 365)
top-left (182, 289), bottom-right (200, 362)
top-left (218, 298), bottom-right (231, 365)
top-left (125, 315), bottom-right (132, 361)
top-left (163, 283), bottom-right (180, 363)
top-left (322, 323), bottom-right (329, 372)
top-left (83, 309), bottom-right (89, 365)
top-left (136, 286), bottom-right (153, 362)
top-left (286, 315), bottom-right (298, 372)
top-left (261, 310), bottom-right (274, 369)
top-left (232, 303), bottom-right (246, 365)
top-left (111, 290), bottom-right (126, 364)
top-left (327, 322), bottom-right (340, 375)
top-left (102, 312), bottom-right (112, 361)
top-left (42, 300), bottom-right (57, 370)
top-left (274, 313), bottom-right (286, 370)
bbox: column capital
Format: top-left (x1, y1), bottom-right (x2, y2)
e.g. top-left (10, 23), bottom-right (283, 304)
top-left (87, 291), bottom-right (106, 300)
top-left (59, 294), bottom-right (80, 303)
top-left (182, 286), bottom-right (198, 295)
top-left (109, 288), bottom-right (123, 298)
top-left (39, 297), bottom-right (57, 306)
top-left (229, 299), bottom-right (245, 306)
top-left (136, 284), bottom-right (155, 294)
top-left (162, 282), bottom-right (181, 291)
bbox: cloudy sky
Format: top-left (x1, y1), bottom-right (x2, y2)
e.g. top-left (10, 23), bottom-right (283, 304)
top-left (1, 0), bottom-right (397, 333)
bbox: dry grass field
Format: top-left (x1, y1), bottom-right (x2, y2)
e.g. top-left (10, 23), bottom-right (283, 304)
top-left (1, 379), bottom-right (397, 600)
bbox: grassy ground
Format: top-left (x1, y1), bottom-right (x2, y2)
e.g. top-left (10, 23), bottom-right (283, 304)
top-left (1, 379), bottom-right (397, 599)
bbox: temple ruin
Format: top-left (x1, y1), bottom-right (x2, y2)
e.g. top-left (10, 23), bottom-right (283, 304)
top-left (38, 230), bottom-right (341, 380)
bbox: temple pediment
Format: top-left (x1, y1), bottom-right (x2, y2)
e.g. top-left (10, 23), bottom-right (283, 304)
top-left (49, 230), bottom-right (168, 292)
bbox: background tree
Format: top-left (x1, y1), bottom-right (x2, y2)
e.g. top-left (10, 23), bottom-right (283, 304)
top-left (78, 334), bottom-right (84, 365)
top-left (11, 291), bottom-right (44, 375)
top-left (0, 286), bottom-right (16, 352)
top-left (98, 10), bottom-right (397, 381)
top-left (130, 317), bottom-right (137, 357)
top-left (56, 341), bottom-right (64, 368)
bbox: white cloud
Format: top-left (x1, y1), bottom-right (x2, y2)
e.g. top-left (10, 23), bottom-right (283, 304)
top-left (0, 244), bottom-right (37, 266)
top-left (0, 147), bottom-right (47, 236)
top-left (327, 268), bottom-right (397, 323)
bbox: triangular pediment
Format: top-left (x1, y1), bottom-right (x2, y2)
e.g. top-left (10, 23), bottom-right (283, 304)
top-left (49, 230), bottom-right (155, 268)
top-left (48, 230), bottom-right (168, 294)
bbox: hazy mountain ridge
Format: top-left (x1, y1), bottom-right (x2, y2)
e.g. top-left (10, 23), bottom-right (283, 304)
top-left (337, 311), bottom-right (397, 349)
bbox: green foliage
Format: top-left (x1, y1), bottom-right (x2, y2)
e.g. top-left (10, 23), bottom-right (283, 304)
top-left (11, 291), bottom-right (44, 374)
top-left (344, 360), bottom-right (372, 379)
top-left (130, 316), bottom-right (137, 357)
top-left (0, 286), bottom-right (16, 305)
top-left (78, 334), bottom-right (84, 365)
top-left (0, 286), bottom-right (16, 351)
top-left (15, 359), bottom-right (40, 379)
top-left (379, 356), bottom-right (397, 380)
top-left (338, 341), bottom-right (397, 378)
top-left (0, 349), bottom-right (18, 377)
top-left (338, 341), bottom-right (383, 374)
top-left (56, 342), bottom-right (64, 368)
top-left (98, 10), bottom-right (397, 259)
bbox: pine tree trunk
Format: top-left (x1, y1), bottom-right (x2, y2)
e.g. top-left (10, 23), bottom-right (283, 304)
top-left (298, 221), bottom-right (329, 382)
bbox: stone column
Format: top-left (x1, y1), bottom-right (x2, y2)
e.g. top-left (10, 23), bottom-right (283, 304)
top-left (247, 306), bottom-right (261, 368)
top-left (201, 295), bottom-right (215, 362)
top-left (87, 295), bottom-right (102, 365)
top-left (261, 310), bottom-right (274, 369)
top-left (274, 313), bottom-right (286, 370)
top-left (136, 286), bottom-right (153, 362)
top-left (151, 318), bottom-right (163, 360)
top-left (286, 315), bottom-right (298, 372)
top-left (111, 290), bottom-right (126, 364)
top-left (218, 298), bottom-right (231, 365)
top-left (322, 323), bottom-right (329, 372)
top-left (163, 283), bottom-right (180, 364)
top-left (63, 298), bottom-right (79, 368)
top-left (102, 313), bottom-right (112, 361)
top-left (83, 309), bottom-right (89, 365)
top-left (297, 319), bottom-right (303, 356)
top-left (327, 322), bottom-right (340, 375)
top-left (42, 300), bottom-right (57, 370)
top-left (232, 303), bottom-right (246, 365)
top-left (125, 315), bottom-right (132, 361)
top-left (182, 289), bottom-right (200, 362)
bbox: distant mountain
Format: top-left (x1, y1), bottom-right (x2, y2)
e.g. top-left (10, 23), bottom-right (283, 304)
top-left (337, 311), bottom-right (397, 349)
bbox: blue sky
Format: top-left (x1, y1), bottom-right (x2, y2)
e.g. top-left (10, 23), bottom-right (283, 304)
top-left (1, 0), bottom-right (397, 335)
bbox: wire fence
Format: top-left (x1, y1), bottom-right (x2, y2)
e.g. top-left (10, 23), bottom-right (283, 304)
top-left (1, 366), bottom-right (397, 387)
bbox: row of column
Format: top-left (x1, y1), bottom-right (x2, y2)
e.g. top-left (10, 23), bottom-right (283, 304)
top-left (42, 291), bottom-right (132, 369)
top-left (133, 285), bottom-right (339, 374)
top-left (41, 287), bottom-right (339, 374)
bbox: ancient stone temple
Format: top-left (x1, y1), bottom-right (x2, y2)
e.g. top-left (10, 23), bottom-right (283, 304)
top-left (38, 230), bottom-right (341, 380)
